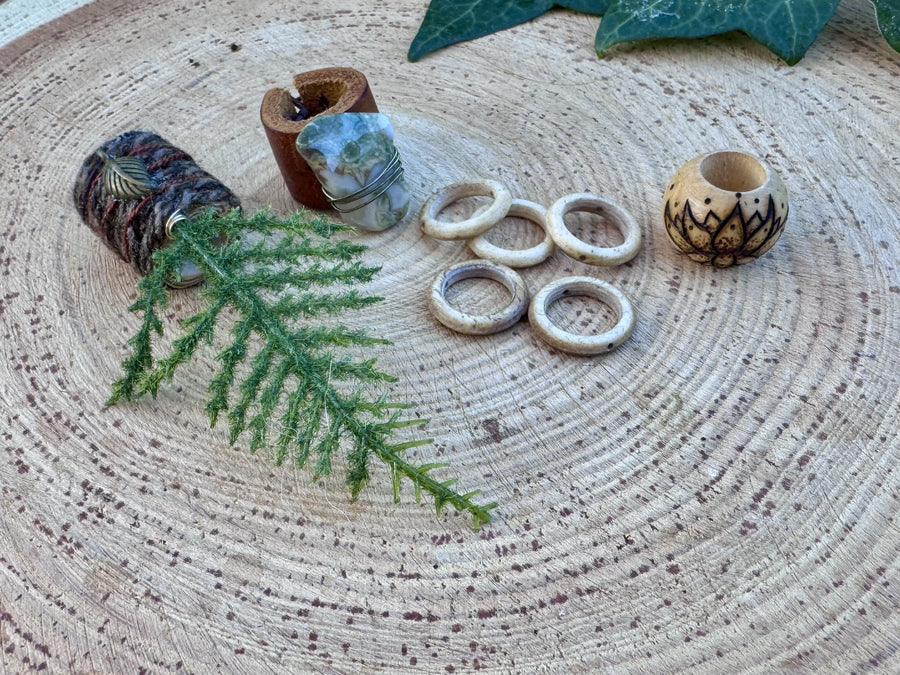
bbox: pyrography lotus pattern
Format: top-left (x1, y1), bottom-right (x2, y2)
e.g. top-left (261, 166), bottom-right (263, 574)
top-left (663, 195), bottom-right (788, 267)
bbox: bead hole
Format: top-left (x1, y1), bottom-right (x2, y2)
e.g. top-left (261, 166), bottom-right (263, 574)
top-left (482, 213), bottom-right (545, 251)
top-left (445, 275), bottom-right (513, 316)
top-left (287, 80), bottom-right (349, 120)
top-left (563, 209), bottom-right (625, 248)
top-left (699, 152), bottom-right (767, 192)
top-left (546, 293), bottom-right (617, 337)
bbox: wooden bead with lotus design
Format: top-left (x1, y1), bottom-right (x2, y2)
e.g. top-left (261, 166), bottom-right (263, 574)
top-left (663, 151), bottom-right (789, 267)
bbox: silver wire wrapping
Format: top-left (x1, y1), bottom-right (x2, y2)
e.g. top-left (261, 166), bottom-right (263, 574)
top-left (321, 146), bottom-right (404, 214)
top-left (295, 112), bottom-right (410, 231)
top-left (161, 209), bottom-right (205, 289)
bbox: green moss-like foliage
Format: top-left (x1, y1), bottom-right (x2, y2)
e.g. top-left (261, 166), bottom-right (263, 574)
top-left (108, 208), bottom-right (496, 529)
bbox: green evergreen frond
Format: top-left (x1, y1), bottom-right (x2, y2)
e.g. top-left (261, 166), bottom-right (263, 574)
top-left (390, 438), bottom-right (440, 456)
top-left (266, 290), bottom-right (382, 318)
top-left (285, 325), bottom-right (387, 350)
top-left (347, 436), bottom-right (371, 500)
top-left (227, 342), bottom-right (274, 443)
top-left (240, 264), bottom-right (380, 294)
top-left (323, 356), bottom-right (396, 384)
top-left (295, 396), bottom-right (323, 468)
top-left (206, 317), bottom-right (253, 426)
top-left (275, 384), bottom-right (307, 466)
top-left (234, 239), bottom-right (370, 268)
top-left (108, 208), bottom-right (496, 528)
top-left (136, 296), bottom-right (228, 397)
top-left (249, 357), bottom-right (293, 452)
top-left (108, 255), bottom-right (175, 404)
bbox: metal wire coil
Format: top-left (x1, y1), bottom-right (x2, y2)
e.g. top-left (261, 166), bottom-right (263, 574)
top-left (321, 147), bottom-right (404, 214)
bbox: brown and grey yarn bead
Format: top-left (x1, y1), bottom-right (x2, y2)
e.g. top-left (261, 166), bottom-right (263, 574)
top-left (73, 130), bottom-right (240, 276)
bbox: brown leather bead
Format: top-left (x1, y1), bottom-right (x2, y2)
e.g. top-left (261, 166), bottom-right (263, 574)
top-left (260, 67), bottom-right (378, 209)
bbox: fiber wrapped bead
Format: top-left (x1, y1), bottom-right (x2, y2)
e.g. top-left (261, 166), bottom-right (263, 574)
top-left (73, 130), bottom-right (240, 278)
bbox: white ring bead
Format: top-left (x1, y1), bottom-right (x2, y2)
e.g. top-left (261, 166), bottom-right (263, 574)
top-left (429, 260), bottom-right (529, 335)
top-left (468, 198), bottom-right (556, 268)
top-left (547, 193), bottom-right (641, 266)
top-left (420, 180), bottom-right (512, 241)
top-left (528, 277), bottom-right (635, 355)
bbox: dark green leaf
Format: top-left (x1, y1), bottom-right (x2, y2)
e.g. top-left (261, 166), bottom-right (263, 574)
top-left (410, 0), bottom-right (900, 64)
top-left (872, 0), bottom-right (900, 51)
top-left (408, 0), bottom-right (610, 61)
top-left (594, 0), bottom-right (840, 65)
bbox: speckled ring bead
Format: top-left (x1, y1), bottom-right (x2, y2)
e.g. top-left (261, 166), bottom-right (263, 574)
top-left (468, 198), bottom-right (556, 268)
top-left (528, 277), bottom-right (635, 355)
top-left (429, 260), bottom-right (529, 335)
top-left (547, 193), bottom-right (642, 266)
top-left (420, 180), bottom-right (512, 241)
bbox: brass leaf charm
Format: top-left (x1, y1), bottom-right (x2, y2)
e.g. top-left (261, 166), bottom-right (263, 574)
top-left (97, 149), bottom-right (155, 200)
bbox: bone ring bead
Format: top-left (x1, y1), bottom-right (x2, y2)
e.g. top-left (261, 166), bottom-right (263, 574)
top-left (528, 277), bottom-right (635, 355)
top-left (429, 260), bottom-right (529, 335)
top-left (546, 193), bottom-right (642, 266)
top-left (420, 180), bottom-right (512, 241)
top-left (468, 198), bottom-right (556, 268)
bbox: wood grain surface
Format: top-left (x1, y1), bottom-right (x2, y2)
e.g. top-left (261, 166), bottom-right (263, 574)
top-left (1, 0), bottom-right (898, 671)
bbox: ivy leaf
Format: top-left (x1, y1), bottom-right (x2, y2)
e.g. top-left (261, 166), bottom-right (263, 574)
top-left (409, 0), bottom-right (900, 64)
top-left (872, 0), bottom-right (900, 51)
top-left (593, 0), bottom-right (840, 65)
top-left (408, 0), bottom-right (610, 62)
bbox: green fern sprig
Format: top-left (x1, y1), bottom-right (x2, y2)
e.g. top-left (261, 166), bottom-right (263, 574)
top-left (108, 208), bottom-right (496, 528)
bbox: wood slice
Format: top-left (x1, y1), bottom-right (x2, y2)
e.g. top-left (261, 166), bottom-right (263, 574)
top-left (1, 0), bottom-right (898, 671)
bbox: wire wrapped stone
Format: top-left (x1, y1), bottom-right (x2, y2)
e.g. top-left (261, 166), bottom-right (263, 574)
top-left (321, 146), bottom-right (404, 214)
top-left (296, 112), bottom-right (410, 232)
